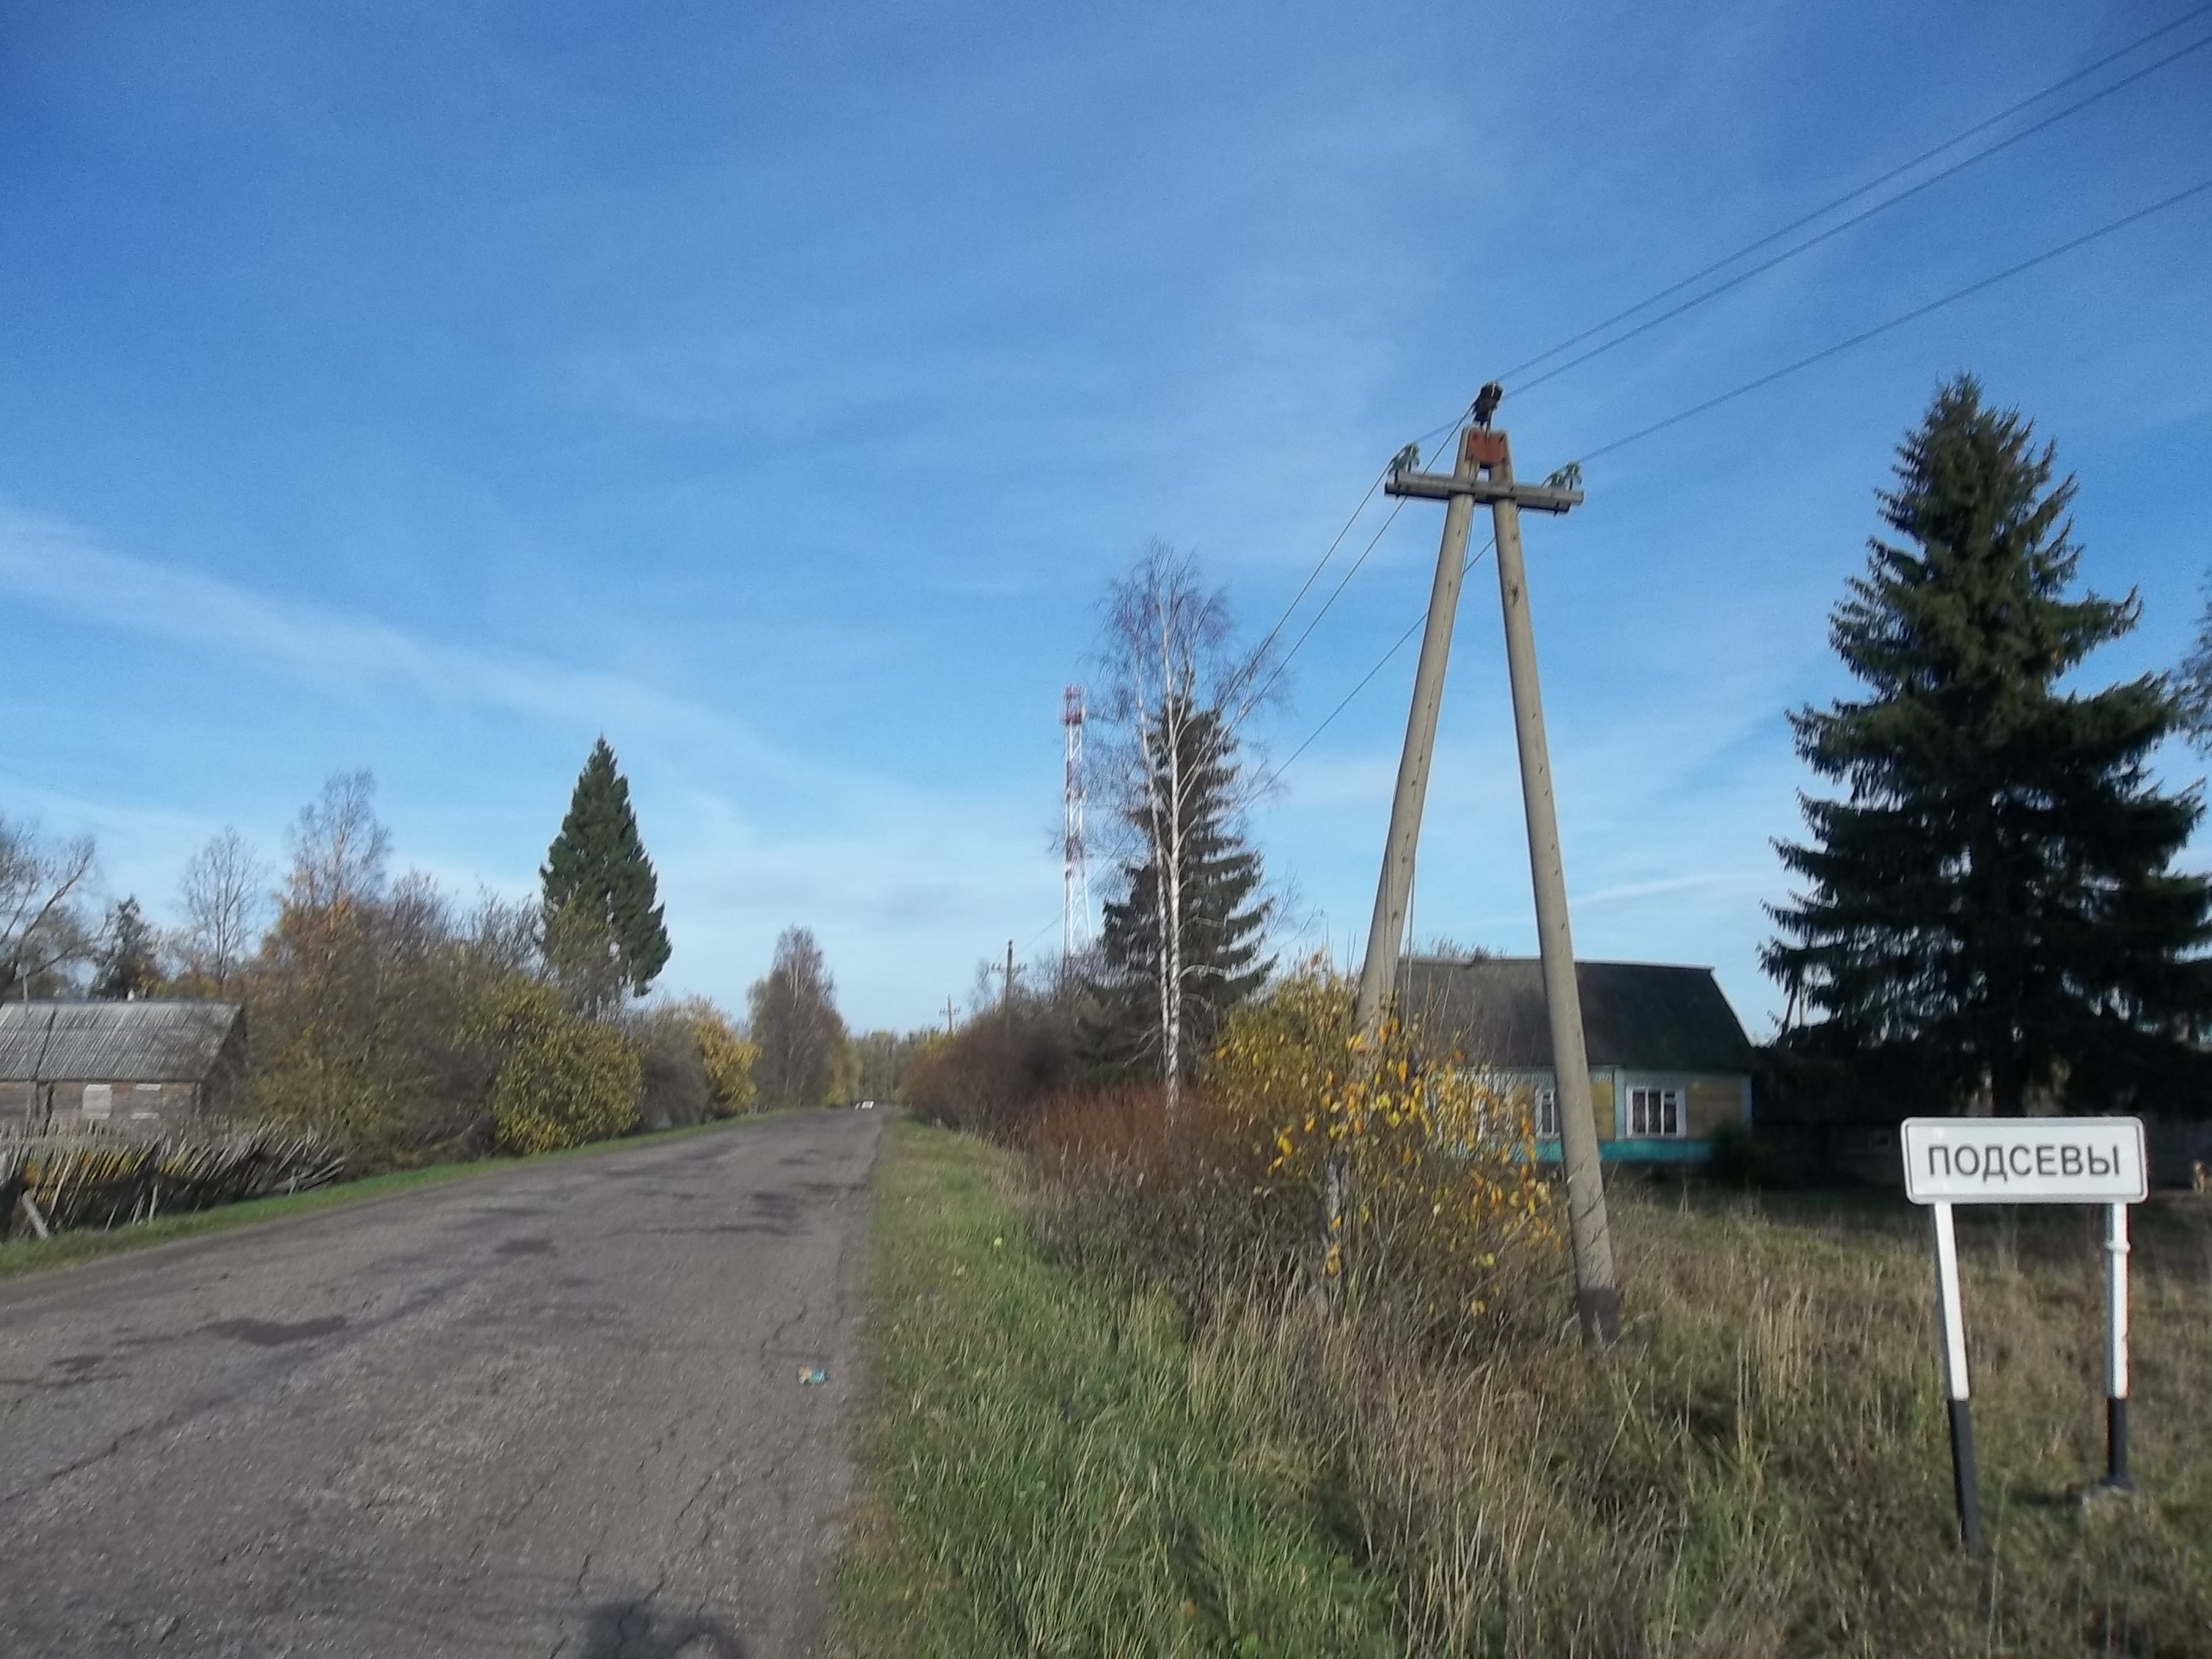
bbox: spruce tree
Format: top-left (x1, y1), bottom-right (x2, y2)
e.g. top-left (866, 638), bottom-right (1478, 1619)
top-left (91, 896), bottom-right (161, 1000)
top-left (1764, 376), bottom-right (2212, 1114)
top-left (1094, 698), bottom-right (1273, 1075)
top-left (541, 738), bottom-right (671, 1008)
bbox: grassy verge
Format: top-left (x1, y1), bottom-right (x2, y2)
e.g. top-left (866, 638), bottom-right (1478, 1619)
top-left (838, 1122), bottom-right (2212, 1656)
top-left (0, 1111), bottom-right (780, 1280)
top-left (831, 1118), bottom-right (1403, 1657)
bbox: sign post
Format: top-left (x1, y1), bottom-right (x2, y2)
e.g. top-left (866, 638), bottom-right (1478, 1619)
top-left (1926, 1197), bottom-right (1980, 1554)
top-left (1900, 1116), bottom-right (2147, 1553)
top-left (2101, 1200), bottom-right (2131, 1491)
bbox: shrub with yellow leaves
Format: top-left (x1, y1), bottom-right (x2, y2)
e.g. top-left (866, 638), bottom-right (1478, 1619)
top-left (467, 980), bottom-right (642, 1154)
top-left (1207, 958), bottom-right (1558, 1347)
top-left (686, 1002), bottom-right (761, 1116)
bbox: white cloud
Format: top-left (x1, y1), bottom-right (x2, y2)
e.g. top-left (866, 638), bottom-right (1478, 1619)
top-left (0, 504), bottom-right (1062, 1028)
top-left (0, 504), bottom-right (757, 750)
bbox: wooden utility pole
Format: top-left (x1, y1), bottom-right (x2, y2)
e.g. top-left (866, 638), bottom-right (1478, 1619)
top-left (1003, 940), bottom-right (1015, 1030)
top-left (1371, 388), bottom-right (1621, 1346)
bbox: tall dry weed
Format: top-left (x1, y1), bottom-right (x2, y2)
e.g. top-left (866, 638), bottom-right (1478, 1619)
top-left (1018, 971), bottom-right (2212, 1654)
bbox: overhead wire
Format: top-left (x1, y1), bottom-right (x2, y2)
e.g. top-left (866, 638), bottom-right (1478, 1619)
top-left (1261, 167), bottom-right (2212, 787)
top-left (1257, 537), bottom-right (1497, 794)
top-left (1235, 497), bottom-right (1409, 720)
top-left (1224, 465), bottom-right (1392, 712)
top-left (1507, 28), bottom-right (2212, 399)
top-left (1401, 6), bottom-right (2212, 444)
top-left (1575, 171), bottom-right (2212, 465)
top-left (1498, 2), bottom-right (2212, 386)
top-left (1243, 12), bottom-right (2212, 790)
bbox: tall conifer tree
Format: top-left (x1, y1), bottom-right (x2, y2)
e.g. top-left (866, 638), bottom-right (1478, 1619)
top-left (1765, 376), bottom-right (2212, 1113)
top-left (541, 738), bottom-right (671, 1008)
top-left (1094, 698), bottom-right (1273, 1074)
top-left (91, 896), bottom-right (161, 1000)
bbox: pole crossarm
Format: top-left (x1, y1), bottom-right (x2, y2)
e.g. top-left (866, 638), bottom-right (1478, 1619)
top-left (1384, 470), bottom-right (1585, 514)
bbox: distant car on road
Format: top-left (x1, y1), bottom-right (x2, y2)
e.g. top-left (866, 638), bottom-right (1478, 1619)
top-left (854, 1099), bottom-right (875, 1111)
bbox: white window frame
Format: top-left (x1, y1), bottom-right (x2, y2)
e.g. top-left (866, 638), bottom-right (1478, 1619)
top-left (82, 1082), bottom-right (114, 1122)
top-left (1533, 1084), bottom-right (1561, 1139)
top-left (1627, 1083), bottom-right (1684, 1138)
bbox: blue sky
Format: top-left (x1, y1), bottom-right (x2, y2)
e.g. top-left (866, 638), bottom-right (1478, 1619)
top-left (3, 0), bottom-right (2208, 1035)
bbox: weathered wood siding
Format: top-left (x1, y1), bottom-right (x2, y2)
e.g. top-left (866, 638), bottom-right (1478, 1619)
top-left (2, 1078), bottom-right (201, 1131)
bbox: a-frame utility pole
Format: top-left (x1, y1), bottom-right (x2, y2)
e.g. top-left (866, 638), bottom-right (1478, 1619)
top-left (1362, 386), bottom-right (1621, 1346)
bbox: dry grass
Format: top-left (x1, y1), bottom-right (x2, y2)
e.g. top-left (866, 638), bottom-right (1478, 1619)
top-left (1015, 1093), bottom-right (2212, 1656)
top-left (851, 1028), bottom-right (2212, 1659)
top-left (1152, 1183), bottom-right (2212, 1655)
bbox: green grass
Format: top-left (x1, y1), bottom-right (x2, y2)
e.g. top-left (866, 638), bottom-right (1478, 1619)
top-left (0, 1111), bottom-right (781, 1280)
top-left (831, 1118), bottom-right (1404, 1657)
top-left (837, 1124), bottom-right (2212, 1657)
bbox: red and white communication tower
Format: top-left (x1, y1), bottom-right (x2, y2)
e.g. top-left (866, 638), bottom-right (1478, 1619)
top-left (1061, 685), bottom-right (1090, 959)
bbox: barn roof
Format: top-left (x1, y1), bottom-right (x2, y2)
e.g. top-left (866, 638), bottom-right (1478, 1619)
top-left (1399, 957), bottom-right (1755, 1075)
top-left (0, 1001), bottom-right (243, 1084)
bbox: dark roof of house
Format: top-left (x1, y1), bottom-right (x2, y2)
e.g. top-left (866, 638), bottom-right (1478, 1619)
top-left (1399, 957), bottom-right (1755, 1074)
top-left (0, 1001), bottom-right (243, 1084)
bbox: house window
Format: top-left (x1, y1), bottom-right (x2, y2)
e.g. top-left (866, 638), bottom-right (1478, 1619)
top-left (133, 1082), bottom-right (163, 1120)
top-left (1533, 1086), bottom-right (1561, 1138)
top-left (1628, 1085), bottom-right (1682, 1137)
top-left (83, 1083), bottom-right (113, 1121)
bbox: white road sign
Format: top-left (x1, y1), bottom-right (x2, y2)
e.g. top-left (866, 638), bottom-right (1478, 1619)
top-left (1901, 1117), bottom-right (2146, 1204)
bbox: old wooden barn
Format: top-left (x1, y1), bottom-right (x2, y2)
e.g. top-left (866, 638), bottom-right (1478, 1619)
top-left (0, 1002), bottom-right (247, 1132)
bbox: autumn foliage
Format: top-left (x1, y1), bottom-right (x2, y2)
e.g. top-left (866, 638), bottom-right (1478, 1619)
top-left (469, 979), bottom-right (642, 1154)
top-left (1210, 960), bottom-right (1557, 1320)
top-left (686, 1002), bottom-right (761, 1115)
top-left (1028, 959), bottom-right (1561, 1353)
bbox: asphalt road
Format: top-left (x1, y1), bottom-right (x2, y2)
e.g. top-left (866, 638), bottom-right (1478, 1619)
top-left (0, 1108), bottom-right (887, 1658)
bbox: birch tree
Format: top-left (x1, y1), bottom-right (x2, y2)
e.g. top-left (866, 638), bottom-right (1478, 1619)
top-left (0, 817), bottom-right (98, 998)
top-left (747, 926), bottom-right (849, 1108)
top-left (176, 828), bottom-right (271, 993)
top-left (1094, 541), bottom-right (1273, 1120)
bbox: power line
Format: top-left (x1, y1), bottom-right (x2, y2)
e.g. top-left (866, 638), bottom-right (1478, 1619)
top-left (1263, 169), bottom-right (2212, 786)
top-left (1577, 172), bottom-right (2212, 465)
top-left (1237, 497), bottom-right (1408, 717)
top-left (1499, 2), bottom-right (2212, 386)
top-left (1232, 419), bottom-right (1475, 724)
top-left (1260, 538), bottom-right (1496, 791)
top-left (1399, 5), bottom-right (2212, 444)
top-left (1511, 28), bottom-right (2212, 399)
top-left (1228, 465), bottom-right (1390, 709)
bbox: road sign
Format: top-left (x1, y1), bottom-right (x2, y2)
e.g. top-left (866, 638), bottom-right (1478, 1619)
top-left (1902, 1116), bottom-right (2147, 1204)
top-left (1900, 1115), bottom-right (2145, 1555)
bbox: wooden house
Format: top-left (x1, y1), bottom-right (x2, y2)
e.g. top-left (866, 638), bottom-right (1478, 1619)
top-left (1400, 956), bottom-right (1756, 1163)
top-left (0, 1002), bottom-right (247, 1132)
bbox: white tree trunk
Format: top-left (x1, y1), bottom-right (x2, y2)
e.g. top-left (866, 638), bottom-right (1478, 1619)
top-left (1100, 541), bottom-right (1267, 1135)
